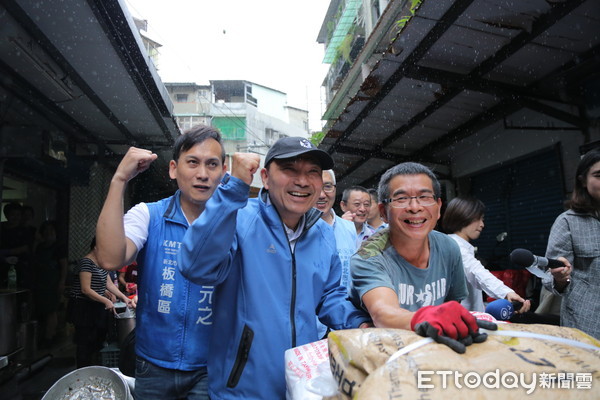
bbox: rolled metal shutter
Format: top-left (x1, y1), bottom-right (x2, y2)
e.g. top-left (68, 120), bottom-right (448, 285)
top-left (469, 147), bottom-right (565, 269)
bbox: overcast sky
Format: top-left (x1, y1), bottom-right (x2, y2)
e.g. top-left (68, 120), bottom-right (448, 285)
top-left (124, 0), bottom-right (331, 132)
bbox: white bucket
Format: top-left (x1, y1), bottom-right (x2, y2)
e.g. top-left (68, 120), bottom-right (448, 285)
top-left (42, 365), bottom-right (133, 399)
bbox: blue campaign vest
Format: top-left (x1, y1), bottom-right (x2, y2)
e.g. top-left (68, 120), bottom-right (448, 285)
top-left (135, 191), bottom-right (213, 370)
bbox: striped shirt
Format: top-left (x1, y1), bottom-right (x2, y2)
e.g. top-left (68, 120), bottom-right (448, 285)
top-left (70, 257), bottom-right (108, 299)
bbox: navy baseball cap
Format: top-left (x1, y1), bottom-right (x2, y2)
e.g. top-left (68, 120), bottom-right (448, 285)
top-left (264, 137), bottom-right (334, 170)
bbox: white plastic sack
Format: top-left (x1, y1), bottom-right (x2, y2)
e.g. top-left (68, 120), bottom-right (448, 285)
top-left (285, 339), bottom-right (340, 400)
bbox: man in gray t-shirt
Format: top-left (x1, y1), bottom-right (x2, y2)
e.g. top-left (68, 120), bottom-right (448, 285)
top-left (351, 229), bottom-right (467, 312)
top-left (350, 162), bottom-right (495, 353)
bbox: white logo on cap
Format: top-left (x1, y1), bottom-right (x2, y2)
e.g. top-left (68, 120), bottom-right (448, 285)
top-left (299, 139), bottom-right (312, 149)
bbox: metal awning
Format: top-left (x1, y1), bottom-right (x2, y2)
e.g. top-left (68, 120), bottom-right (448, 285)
top-left (0, 0), bottom-right (179, 179)
top-left (319, 0), bottom-right (599, 192)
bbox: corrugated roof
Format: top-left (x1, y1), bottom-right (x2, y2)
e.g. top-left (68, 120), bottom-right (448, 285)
top-left (320, 0), bottom-right (599, 192)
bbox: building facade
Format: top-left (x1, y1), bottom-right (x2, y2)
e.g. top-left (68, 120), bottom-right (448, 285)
top-left (165, 82), bottom-right (213, 131)
top-left (166, 80), bottom-right (310, 189)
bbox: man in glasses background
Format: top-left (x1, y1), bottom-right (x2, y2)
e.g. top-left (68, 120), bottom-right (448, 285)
top-left (315, 169), bottom-right (358, 292)
top-left (340, 185), bottom-right (375, 245)
top-left (349, 162), bottom-right (496, 354)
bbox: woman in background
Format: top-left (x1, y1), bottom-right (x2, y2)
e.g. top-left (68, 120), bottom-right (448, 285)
top-left (544, 148), bottom-right (599, 339)
top-left (443, 197), bottom-right (531, 314)
top-left (68, 237), bottom-right (131, 368)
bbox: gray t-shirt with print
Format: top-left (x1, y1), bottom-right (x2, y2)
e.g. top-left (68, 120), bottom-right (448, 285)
top-left (350, 229), bottom-right (468, 312)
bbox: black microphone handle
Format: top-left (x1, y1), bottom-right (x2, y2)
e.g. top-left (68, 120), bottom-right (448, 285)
top-left (511, 301), bottom-right (523, 312)
top-left (546, 257), bottom-right (565, 269)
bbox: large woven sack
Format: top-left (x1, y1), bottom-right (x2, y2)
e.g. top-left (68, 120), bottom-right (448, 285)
top-left (328, 324), bottom-right (600, 399)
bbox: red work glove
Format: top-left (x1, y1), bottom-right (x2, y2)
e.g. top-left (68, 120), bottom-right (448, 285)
top-left (410, 301), bottom-right (497, 353)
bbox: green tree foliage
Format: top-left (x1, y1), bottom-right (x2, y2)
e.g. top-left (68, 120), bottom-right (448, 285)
top-left (396, 0), bottom-right (423, 32)
top-left (310, 131), bottom-right (326, 147)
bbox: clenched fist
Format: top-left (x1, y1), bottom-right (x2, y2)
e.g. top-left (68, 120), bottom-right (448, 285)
top-left (113, 147), bottom-right (158, 183)
top-left (232, 153), bottom-right (261, 185)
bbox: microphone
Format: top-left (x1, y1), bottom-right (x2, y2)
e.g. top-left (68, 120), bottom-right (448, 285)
top-left (485, 299), bottom-right (515, 321)
top-left (510, 248), bottom-right (565, 270)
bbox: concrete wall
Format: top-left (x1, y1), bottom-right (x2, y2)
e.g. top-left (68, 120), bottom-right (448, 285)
top-left (450, 114), bottom-right (599, 200)
top-left (168, 87), bottom-right (212, 115)
top-left (286, 107), bottom-right (310, 133)
top-left (252, 84), bottom-right (288, 122)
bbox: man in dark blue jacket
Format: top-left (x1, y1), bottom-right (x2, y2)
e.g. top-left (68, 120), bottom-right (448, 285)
top-left (179, 137), bottom-right (371, 399)
top-left (96, 125), bottom-right (226, 400)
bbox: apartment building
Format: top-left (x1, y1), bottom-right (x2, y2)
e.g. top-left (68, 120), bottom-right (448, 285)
top-left (166, 80), bottom-right (310, 189)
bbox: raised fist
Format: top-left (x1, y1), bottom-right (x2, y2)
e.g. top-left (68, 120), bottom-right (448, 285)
top-left (232, 153), bottom-right (261, 185)
top-left (113, 147), bottom-right (158, 183)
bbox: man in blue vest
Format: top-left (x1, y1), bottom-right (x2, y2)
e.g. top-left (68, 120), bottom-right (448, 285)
top-left (96, 125), bottom-right (227, 400)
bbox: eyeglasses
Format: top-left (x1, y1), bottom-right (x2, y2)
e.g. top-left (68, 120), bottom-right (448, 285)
top-left (350, 202), bottom-right (372, 209)
top-left (323, 183), bottom-right (336, 193)
top-left (383, 194), bottom-right (437, 208)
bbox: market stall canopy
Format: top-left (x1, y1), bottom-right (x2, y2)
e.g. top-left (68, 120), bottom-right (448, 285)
top-left (0, 0), bottom-right (179, 187)
top-left (319, 0), bottom-right (599, 192)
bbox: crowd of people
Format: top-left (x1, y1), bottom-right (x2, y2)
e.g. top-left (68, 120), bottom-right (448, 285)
top-left (2, 125), bottom-right (598, 399)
